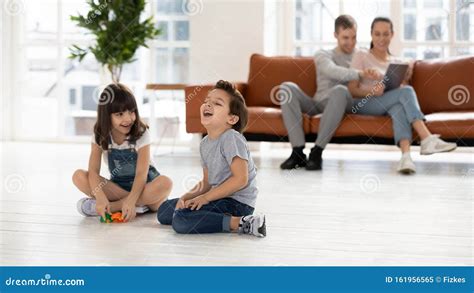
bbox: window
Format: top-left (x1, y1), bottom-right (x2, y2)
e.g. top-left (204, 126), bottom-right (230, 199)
top-left (401, 0), bottom-right (474, 59)
top-left (153, 0), bottom-right (190, 83)
top-left (13, 0), bottom-right (190, 140)
top-left (294, 0), bottom-right (390, 56)
top-left (455, 0), bottom-right (474, 55)
top-left (143, 0), bottom-right (192, 145)
top-left (18, 0), bottom-right (99, 139)
top-left (292, 0), bottom-right (474, 59)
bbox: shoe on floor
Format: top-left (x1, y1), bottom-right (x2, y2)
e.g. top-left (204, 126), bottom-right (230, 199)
top-left (397, 153), bottom-right (416, 174)
top-left (239, 214), bottom-right (266, 237)
top-left (77, 197), bottom-right (99, 216)
top-left (420, 134), bottom-right (457, 155)
top-left (280, 147), bottom-right (307, 170)
top-left (305, 146), bottom-right (323, 171)
top-left (135, 206), bottom-right (149, 213)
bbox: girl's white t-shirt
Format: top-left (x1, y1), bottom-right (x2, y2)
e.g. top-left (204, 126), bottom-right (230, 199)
top-left (91, 128), bottom-right (156, 169)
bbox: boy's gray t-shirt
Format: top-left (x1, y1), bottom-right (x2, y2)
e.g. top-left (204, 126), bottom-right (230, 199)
top-left (199, 129), bottom-right (258, 208)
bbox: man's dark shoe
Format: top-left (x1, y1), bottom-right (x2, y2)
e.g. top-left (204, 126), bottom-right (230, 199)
top-left (306, 146), bottom-right (323, 171)
top-left (280, 147), bottom-right (307, 170)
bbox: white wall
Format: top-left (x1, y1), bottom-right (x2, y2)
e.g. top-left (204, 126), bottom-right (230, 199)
top-left (1, 2), bottom-right (14, 141)
top-left (189, 0), bottom-right (265, 84)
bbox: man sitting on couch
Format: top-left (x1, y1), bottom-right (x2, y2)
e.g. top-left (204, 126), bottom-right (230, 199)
top-left (279, 15), bottom-right (379, 170)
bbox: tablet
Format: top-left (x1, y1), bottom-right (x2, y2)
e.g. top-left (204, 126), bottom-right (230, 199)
top-left (383, 63), bottom-right (409, 92)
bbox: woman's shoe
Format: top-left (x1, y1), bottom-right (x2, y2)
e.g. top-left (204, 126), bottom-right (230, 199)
top-left (397, 153), bottom-right (416, 174)
top-left (420, 135), bottom-right (457, 155)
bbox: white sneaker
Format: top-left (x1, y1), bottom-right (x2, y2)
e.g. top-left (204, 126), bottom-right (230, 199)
top-left (135, 206), bottom-right (149, 213)
top-left (397, 153), bottom-right (416, 174)
top-left (239, 214), bottom-right (266, 237)
top-left (77, 197), bottom-right (99, 216)
top-left (420, 135), bottom-right (457, 155)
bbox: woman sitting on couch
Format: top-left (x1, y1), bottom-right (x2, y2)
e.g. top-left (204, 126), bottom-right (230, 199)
top-left (348, 17), bottom-right (457, 174)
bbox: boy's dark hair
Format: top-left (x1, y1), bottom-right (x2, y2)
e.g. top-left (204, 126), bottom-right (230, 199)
top-left (213, 80), bottom-right (248, 133)
top-left (94, 83), bottom-right (148, 150)
top-left (335, 14), bottom-right (357, 33)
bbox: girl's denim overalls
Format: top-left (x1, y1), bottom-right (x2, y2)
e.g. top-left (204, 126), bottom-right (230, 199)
top-left (107, 138), bottom-right (160, 192)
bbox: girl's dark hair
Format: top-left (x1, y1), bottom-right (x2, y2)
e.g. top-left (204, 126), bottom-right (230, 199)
top-left (370, 17), bottom-right (394, 54)
top-left (93, 83), bottom-right (148, 150)
top-left (213, 80), bottom-right (248, 133)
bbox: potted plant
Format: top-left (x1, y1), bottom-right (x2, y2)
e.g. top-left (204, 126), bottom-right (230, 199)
top-left (69, 0), bottom-right (160, 83)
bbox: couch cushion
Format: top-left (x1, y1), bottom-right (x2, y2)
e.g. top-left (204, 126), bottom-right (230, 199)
top-left (424, 112), bottom-right (474, 140)
top-left (245, 107), bottom-right (311, 136)
top-left (246, 54), bottom-right (316, 107)
top-left (411, 56), bottom-right (474, 114)
top-left (307, 112), bottom-right (474, 142)
top-left (310, 114), bottom-right (395, 140)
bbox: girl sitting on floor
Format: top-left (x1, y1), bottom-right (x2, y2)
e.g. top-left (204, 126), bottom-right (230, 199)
top-left (73, 83), bottom-right (172, 222)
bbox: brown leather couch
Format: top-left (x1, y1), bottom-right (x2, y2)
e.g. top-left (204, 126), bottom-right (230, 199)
top-left (185, 53), bottom-right (474, 146)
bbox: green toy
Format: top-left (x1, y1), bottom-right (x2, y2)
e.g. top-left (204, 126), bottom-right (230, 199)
top-left (100, 212), bottom-right (124, 223)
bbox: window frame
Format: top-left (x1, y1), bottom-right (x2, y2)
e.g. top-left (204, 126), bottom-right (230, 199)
top-left (286, 0), bottom-right (474, 58)
top-left (149, 1), bottom-right (191, 84)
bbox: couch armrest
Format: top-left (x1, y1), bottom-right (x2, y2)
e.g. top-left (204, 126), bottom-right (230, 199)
top-left (185, 82), bottom-right (248, 133)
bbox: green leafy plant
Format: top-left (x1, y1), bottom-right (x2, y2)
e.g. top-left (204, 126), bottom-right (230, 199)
top-left (69, 0), bottom-right (160, 82)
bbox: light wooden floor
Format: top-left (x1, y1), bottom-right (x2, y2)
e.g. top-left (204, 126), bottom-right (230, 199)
top-left (1, 141), bottom-right (473, 266)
